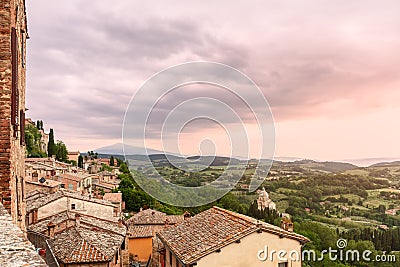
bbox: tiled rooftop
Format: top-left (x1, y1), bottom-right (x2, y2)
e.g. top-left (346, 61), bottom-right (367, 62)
top-left (27, 211), bottom-right (126, 264)
top-left (26, 189), bottom-right (116, 213)
top-left (0, 203), bottom-right (48, 267)
top-left (127, 209), bottom-right (184, 226)
top-left (28, 210), bottom-right (125, 234)
top-left (157, 206), bottom-right (309, 265)
top-left (128, 225), bottom-right (154, 238)
top-left (52, 225), bottom-right (124, 264)
top-left (103, 192), bottom-right (122, 203)
top-left (55, 173), bottom-right (90, 182)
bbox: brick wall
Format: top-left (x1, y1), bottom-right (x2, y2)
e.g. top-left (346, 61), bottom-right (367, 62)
top-left (0, 0), bottom-right (28, 230)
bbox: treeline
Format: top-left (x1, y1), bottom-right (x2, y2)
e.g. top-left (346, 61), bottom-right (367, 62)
top-left (296, 221), bottom-right (400, 267)
top-left (116, 161), bottom-right (251, 215)
top-left (247, 200), bottom-right (280, 226)
top-left (341, 227), bottom-right (400, 252)
top-left (25, 120), bottom-right (70, 164)
top-left (25, 123), bottom-right (47, 158)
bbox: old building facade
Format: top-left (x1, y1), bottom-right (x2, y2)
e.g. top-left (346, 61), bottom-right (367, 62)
top-left (0, 0), bottom-right (28, 229)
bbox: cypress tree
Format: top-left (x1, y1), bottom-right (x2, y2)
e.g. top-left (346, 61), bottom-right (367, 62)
top-left (110, 156), bottom-right (115, 166)
top-left (48, 128), bottom-right (55, 157)
top-left (78, 155), bottom-right (84, 168)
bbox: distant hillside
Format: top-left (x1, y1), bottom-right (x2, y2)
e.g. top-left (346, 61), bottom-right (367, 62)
top-left (290, 160), bottom-right (358, 173)
top-left (94, 143), bottom-right (164, 155)
top-left (370, 161), bottom-right (400, 167)
top-left (186, 156), bottom-right (242, 166)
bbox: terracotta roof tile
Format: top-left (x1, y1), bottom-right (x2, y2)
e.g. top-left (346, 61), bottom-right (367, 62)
top-left (128, 225), bottom-right (154, 238)
top-left (52, 222), bottom-right (125, 264)
top-left (127, 209), bottom-right (184, 226)
top-left (157, 206), bottom-right (309, 265)
top-left (103, 193), bottom-right (122, 203)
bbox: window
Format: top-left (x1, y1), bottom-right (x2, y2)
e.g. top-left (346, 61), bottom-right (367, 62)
top-left (69, 184), bottom-right (73, 190)
top-left (20, 30), bottom-right (25, 68)
top-left (60, 184), bottom-right (65, 189)
top-left (20, 109), bottom-right (25, 145)
top-left (278, 263), bottom-right (288, 267)
top-left (169, 250), bottom-right (172, 265)
top-left (71, 204), bottom-right (76, 210)
top-left (11, 27), bottom-right (19, 135)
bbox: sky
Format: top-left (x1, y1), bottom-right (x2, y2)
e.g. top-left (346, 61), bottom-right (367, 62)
top-left (25, 1), bottom-right (400, 161)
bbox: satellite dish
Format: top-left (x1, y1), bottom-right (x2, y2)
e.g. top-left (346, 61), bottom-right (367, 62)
top-left (39, 177), bottom-right (46, 183)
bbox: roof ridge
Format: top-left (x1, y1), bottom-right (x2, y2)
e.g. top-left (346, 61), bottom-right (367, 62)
top-left (211, 206), bottom-right (308, 242)
top-left (211, 206), bottom-right (257, 224)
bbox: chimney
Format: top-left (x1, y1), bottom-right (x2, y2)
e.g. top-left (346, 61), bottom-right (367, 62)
top-left (32, 172), bottom-right (38, 182)
top-left (281, 217), bottom-right (294, 232)
top-left (33, 209), bottom-right (38, 224)
top-left (47, 222), bottom-right (55, 238)
top-left (183, 211), bottom-right (191, 219)
top-left (75, 213), bottom-right (81, 227)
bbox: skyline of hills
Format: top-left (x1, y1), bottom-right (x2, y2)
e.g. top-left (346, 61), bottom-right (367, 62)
top-left (93, 142), bottom-right (400, 168)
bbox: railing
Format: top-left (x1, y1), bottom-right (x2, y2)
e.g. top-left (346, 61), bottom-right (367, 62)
top-left (27, 230), bottom-right (60, 267)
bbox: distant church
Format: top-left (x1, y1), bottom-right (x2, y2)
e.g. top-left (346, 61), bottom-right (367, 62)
top-left (257, 187), bottom-right (276, 211)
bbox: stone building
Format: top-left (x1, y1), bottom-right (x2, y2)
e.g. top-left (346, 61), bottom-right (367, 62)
top-left (0, 0), bottom-right (28, 230)
top-left (257, 187), bottom-right (276, 211)
top-left (67, 151), bottom-right (79, 163)
top-left (126, 209), bottom-right (184, 266)
top-left (157, 207), bottom-right (309, 267)
top-left (26, 189), bottom-right (119, 224)
top-left (27, 210), bottom-right (126, 267)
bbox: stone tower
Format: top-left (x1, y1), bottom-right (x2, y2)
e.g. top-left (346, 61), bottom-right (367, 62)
top-left (0, 0), bottom-right (28, 230)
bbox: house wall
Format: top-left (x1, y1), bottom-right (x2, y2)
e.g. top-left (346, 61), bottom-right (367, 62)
top-left (165, 231), bottom-right (303, 267)
top-left (37, 196), bottom-right (116, 221)
top-left (37, 197), bottom-right (68, 220)
top-left (25, 181), bottom-right (58, 194)
top-left (0, 0), bottom-right (27, 230)
top-left (128, 237), bottom-right (152, 262)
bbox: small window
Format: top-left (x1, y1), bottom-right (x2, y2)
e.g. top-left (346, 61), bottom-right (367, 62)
top-left (71, 204), bottom-right (76, 210)
top-left (69, 184), bottom-right (73, 190)
top-left (278, 263), bottom-right (288, 267)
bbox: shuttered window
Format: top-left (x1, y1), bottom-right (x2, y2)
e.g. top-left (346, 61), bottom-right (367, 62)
top-left (20, 109), bottom-right (25, 145)
top-left (11, 27), bottom-right (19, 136)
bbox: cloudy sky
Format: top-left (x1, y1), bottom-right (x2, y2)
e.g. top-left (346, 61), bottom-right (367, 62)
top-left (26, 1), bottom-right (400, 161)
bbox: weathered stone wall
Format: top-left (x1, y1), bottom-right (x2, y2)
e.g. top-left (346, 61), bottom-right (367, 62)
top-left (0, 203), bottom-right (48, 266)
top-left (0, 0), bottom-right (28, 230)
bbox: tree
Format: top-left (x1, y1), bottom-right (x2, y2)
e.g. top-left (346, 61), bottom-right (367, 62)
top-left (48, 128), bottom-right (55, 157)
top-left (78, 155), bottom-right (84, 168)
top-left (110, 156), bottom-right (115, 166)
top-left (25, 124), bottom-right (47, 158)
top-left (54, 141), bottom-right (68, 162)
